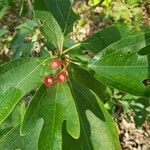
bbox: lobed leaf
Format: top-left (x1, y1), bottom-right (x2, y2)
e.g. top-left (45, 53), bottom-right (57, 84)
top-left (21, 83), bottom-right (80, 150)
top-left (62, 79), bottom-right (120, 150)
top-left (0, 119), bottom-right (44, 150)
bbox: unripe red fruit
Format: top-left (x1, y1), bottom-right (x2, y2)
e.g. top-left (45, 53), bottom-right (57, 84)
top-left (57, 71), bottom-right (68, 83)
top-left (44, 76), bottom-right (54, 86)
top-left (50, 59), bottom-right (61, 70)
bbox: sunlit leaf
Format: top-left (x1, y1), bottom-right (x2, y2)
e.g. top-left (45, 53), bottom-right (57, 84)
top-left (0, 57), bottom-right (51, 124)
top-left (21, 83), bottom-right (80, 150)
top-left (89, 32), bottom-right (150, 97)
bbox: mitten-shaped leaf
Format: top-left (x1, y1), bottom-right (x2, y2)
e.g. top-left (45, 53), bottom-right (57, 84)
top-left (21, 83), bottom-right (80, 150)
top-left (62, 79), bottom-right (120, 150)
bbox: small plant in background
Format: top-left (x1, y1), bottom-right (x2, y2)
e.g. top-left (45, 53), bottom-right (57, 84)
top-left (0, 0), bottom-right (150, 150)
top-left (104, 0), bottom-right (144, 30)
top-left (105, 89), bottom-right (150, 128)
top-left (95, 0), bottom-right (147, 30)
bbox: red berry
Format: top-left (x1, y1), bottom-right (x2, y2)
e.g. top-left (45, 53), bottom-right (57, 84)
top-left (44, 76), bottom-right (54, 86)
top-left (50, 59), bottom-right (61, 70)
top-left (57, 71), bottom-right (68, 83)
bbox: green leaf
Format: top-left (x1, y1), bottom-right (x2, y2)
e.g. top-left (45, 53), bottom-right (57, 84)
top-left (34, 0), bottom-right (64, 50)
top-left (0, 4), bottom-right (9, 20)
top-left (0, 103), bottom-right (25, 139)
top-left (43, 0), bottom-right (79, 35)
top-left (0, 28), bottom-right (7, 38)
top-left (102, 0), bottom-right (112, 7)
top-left (88, 0), bottom-right (101, 6)
top-left (81, 24), bottom-right (137, 54)
top-left (16, 19), bottom-right (38, 30)
top-left (89, 32), bottom-right (150, 97)
top-left (11, 29), bottom-right (33, 58)
top-left (11, 20), bottom-right (38, 58)
top-left (130, 98), bottom-right (150, 127)
top-left (120, 97), bottom-right (150, 127)
top-left (0, 119), bottom-right (44, 150)
top-left (63, 79), bottom-right (120, 149)
top-left (138, 45), bottom-right (150, 55)
top-left (0, 57), bottom-right (51, 124)
top-left (64, 36), bottom-right (76, 49)
top-left (70, 65), bottom-right (111, 101)
top-left (21, 83), bottom-right (80, 150)
top-left (19, 0), bottom-right (31, 16)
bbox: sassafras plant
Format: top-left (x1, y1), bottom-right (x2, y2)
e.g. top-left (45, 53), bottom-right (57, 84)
top-left (0, 0), bottom-right (149, 150)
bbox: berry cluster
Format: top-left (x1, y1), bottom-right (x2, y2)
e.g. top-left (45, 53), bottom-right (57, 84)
top-left (44, 59), bottom-right (68, 87)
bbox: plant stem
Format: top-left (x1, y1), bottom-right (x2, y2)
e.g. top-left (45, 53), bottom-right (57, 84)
top-left (63, 43), bottom-right (81, 54)
top-left (70, 61), bottom-right (82, 66)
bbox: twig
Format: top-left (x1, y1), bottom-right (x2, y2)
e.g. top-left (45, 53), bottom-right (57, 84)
top-left (63, 43), bottom-right (81, 54)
